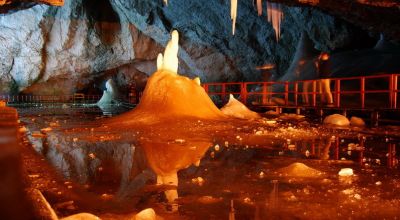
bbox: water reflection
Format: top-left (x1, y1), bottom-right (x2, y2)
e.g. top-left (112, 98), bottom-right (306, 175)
top-left (23, 113), bottom-right (400, 218)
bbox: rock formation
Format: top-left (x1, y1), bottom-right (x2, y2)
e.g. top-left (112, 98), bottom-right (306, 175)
top-left (0, 0), bottom-right (398, 95)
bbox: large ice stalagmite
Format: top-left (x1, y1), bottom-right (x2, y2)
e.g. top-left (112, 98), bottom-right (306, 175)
top-left (231, 0), bottom-right (238, 35)
top-left (105, 30), bottom-right (226, 203)
top-left (115, 30), bottom-right (225, 122)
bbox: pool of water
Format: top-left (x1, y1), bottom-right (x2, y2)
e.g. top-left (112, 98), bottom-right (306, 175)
top-left (19, 108), bottom-right (400, 219)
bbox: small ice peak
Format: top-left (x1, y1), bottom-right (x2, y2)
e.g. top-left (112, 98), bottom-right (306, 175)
top-left (193, 77), bottom-right (201, 85)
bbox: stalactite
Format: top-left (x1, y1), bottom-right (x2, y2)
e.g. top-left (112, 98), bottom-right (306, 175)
top-left (266, 1), bottom-right (283, 41)
top-left (230, 0), bottom-right (237, 35)
top-left (257, 0), bottom-right (262, 16)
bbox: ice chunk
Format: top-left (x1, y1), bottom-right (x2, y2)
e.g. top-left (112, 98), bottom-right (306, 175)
top-left (221, 94), bottom-right (261, 119)
top-left (61, 213), bottom-right (100, 220)
top-left (135, 208), bottom-right (156, 220)
top-left (277, 162), bottom-right (323, 178)
top-left (350, 116), bottom-right (366, 127)
top-left (338, 168), bottom-right (353, 176)
top-left (323, 114), bottom-right (350, 126)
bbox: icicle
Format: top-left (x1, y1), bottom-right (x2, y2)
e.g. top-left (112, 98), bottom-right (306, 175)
top-left (266, 1), bottom-right (272, 22)
top-left (163, 0), bottom-right (168, 6)
top-left (257, 0), bottom-right (262, 16)
top-left (230, 0), bottom-right (237, 35)
top-left (266, 1), bottom-right (283, 41)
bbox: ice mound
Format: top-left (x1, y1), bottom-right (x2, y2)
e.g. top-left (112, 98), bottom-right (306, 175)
top-left (277, 162), bottom-right (324, 178)
top-left (109, 30), bottom-right (224, 123)
top-left (220, 94), bottom-right (261, 120)
top-left (350, 116), bottom-right (366, 127)
top-left (323, 114), bottom-right (350, 126)
top-left (135, 208), bottom-right (156, 220)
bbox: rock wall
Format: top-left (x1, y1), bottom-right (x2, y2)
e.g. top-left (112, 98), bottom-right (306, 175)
top-left (0, 0), bottom-right (365, 94)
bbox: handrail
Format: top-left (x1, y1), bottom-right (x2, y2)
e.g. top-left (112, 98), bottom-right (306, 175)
top-left (203, 73), bottom-right (400, 110)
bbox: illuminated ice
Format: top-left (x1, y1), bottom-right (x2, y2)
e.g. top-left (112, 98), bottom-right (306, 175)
top-left (323, 114), bottom-right (350, 126)
top-left (221, 94), bottom-right (261, 119)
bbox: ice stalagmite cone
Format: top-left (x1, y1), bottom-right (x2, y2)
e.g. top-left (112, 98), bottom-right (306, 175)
top-left (162, 30), bottom-right (179, 73)
top-left (194, 77), bottom-right (201, 86)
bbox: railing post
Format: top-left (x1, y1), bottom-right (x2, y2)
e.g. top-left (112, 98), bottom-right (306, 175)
top-left (360, 77), bottom-right (365, 109)
top-left (203, 84), bottom-right (209, 94)
top-left (390, 74), bottom-right (398, 109)
top-left (242, 83), bottom-right (248, 105)
top-left (222, 84), bottom-right (226, 103)
top-left (394, 74), bottom-right (398, 109)
top-left (262, 82), bottom-right (267, 105)
top-left (294, 82), bottom-right (298, 106)
top-left (284, 81), bottom-right (289, 105)
top-left (312, 80), bottom-right (317, 107)
top-left (335, 79), bottom-right (341, 108)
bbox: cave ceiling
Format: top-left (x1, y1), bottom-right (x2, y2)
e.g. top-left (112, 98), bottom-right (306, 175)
top-left (0, 0), bottom-right (399, 39)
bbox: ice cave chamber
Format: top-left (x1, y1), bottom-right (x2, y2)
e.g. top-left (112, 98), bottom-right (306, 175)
top-left (0, 0), bottom-right (400, 219)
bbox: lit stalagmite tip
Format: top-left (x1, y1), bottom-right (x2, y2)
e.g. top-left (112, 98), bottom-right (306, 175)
top-left (159, 30), bottom-right (179, 73)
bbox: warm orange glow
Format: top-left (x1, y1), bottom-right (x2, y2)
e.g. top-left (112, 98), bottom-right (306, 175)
top-left (0, 0), bottom-right (64, 6)
top-left (256, 63), bottom-right (275, 70)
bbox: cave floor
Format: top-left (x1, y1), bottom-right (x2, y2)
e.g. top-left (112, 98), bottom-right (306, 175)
top-left (17, 107), bottom-right (400, 219)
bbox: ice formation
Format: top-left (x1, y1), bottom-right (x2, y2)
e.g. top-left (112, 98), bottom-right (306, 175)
top-left (111, 31), bottom-right (224, 121)
top-left (220, 94), bottom-right (261, 119)
top-left (103, 31), bottom-right (226, 202)
top-left (323, 114), bottom-right (350, 126)
top-left (257, 0), bottom-right (262, 16)
top-left (266, 1), bottom-right (283, 41)
top-left (230, 0), bottom-right (238, 35)
top-left (157, 30), bottom-right (179, 73)
top-left (163, 0), bottom-right (168, 6)
top-left (277, 162), bottom-right (323, 178)
top-left (135, 208), bottom-right (156, 220)
top-left (97, 79), bottom-right (117, 106)
top-left (350, 116), bottom-right (366, 127)
top-left (338, 168), bottom-right (354, 177)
